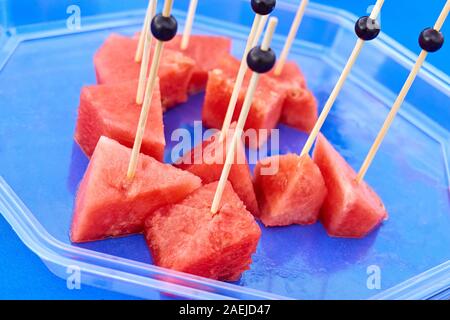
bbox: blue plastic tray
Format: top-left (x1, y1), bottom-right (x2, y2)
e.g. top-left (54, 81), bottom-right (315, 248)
top-left (0, 0), bottom-right (449, 300)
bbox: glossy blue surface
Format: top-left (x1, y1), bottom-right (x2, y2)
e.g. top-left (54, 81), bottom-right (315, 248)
top-left (0, 0), bottom-right (449, 299)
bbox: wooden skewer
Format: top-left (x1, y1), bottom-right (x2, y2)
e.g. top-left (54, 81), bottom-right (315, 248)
top-left (356, 1), bottom-right (449, 182)
top-left (274, 0), bottom-right (309, 76)
top-left (300, 0), bottom-right (385, 157)
top-left (253, 14), bottom-right (270, 47)
top-left (219, 13), bottom-right (267, 141)
top-left (135, 0), bottom-right (154, 63)
top-left (211, 17), bottom-right (278, 214)
top-left (128, 0), bottom-right (174, 179)
top-left (181, 0), bottom-right (199, 50)
top-left (136, 0), bottom-right (158, 104)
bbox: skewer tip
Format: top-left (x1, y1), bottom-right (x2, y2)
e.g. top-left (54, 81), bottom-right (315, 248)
top-left (181, 0), bottom-right (199, 50)
top-left (127, 169), bottom-right (135, 180)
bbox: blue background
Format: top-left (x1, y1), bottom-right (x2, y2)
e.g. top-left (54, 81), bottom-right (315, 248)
top-left (0, 0), bottom-right (448, 299)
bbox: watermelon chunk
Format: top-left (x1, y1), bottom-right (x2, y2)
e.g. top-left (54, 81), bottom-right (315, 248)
top-left (267, 61), bottom-right (318, 133)
top-left (253, 153), bottom-right (327, 226)
top-left (175, 125), bottom-right (259, 216)
top-left (312, 134), bottom-right (388, 238)
top-left (74, 80), bottom-right (165, 161)
top-left (268, 61), bottom-right (307, 89)
top-left (94, 34), bottom-right (195, 108)
top-left (145, 181), bottom-right (261, 281)
top-left (280, 87), bottom-right (318, 133)
top-left (166, 35), bottom-right (232, 94)
top-left (202, 55), bottom-right (285, 148)
top-left (71, 136), bottom-right (202, 243)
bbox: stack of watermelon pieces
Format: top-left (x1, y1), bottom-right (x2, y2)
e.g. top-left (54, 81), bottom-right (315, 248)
top-left (70, 24), bottom-right (388, 285)
top-left (95, 33), bottom-right (231, 109)
top-left (95, 34), bottom-right (196, 108)
top-left (71, 32), bottom-right (270, 281)
top-left (71, 136), bottom-right (202, 242)
top-left (202, 55), bottom-right (318, 147)
top-left (252, 134), bottom-right (387, 236)
top-left (202, 55), bottom-right (286, 148)
top-left (71, 136), bottom-right (262, 279)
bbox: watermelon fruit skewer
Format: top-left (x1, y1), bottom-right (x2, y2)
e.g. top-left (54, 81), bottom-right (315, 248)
top-left (300, 3), bottom-right (387, 238)
top-left (273, 0), bottom-right (309, 76)
top-left (136, 0), bottom-right (158, 105)
top-left (201, 0), bottom-right (316, 144)
top-left (249, 45), bottom-right (320, 224)
top-left (300, 0), bottom-right (385, 157)
top-left (253, 3), bottom-right (387, 229)
top-left (313, 2), bottom-right (446, 238)
top-left (312, 134), bottom-right (388, 238)
top-left (174, 1), bottom-right (275, 216)
top-left (212, 17), bottom-right (278, 214)
top-left (128, 0), bottom-right (178, 179)
top-left (180, 0), bottom-right (199, 50)
top-left (135, 0), bottom-right (156, 63)
top-left (143, 10), bottom-right (276, 281)
top-left (219, 0), bottom-right (275, 141)
top-left (357, 3), bottom-right (448, 182)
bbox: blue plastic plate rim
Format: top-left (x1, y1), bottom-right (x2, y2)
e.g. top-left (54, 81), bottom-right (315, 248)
top-left (0, 1), bottom-right (449, 300)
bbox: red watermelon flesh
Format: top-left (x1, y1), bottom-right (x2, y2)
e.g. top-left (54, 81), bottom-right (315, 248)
top-left (71, 136), bottom-right (202, 243)
top-left (202, 55), bottom-right (285, 148)
top-left (145, 181), bottom-right (261, 281)
top-left (94, 34), bottom-right (195, 109)
top-left (175, 125), bottom-right (259, 216)
top-left (267, 61), bottom-right (318, 133)
top-left (312, 134), bottom-right (388, 238)
top-left (74, 80), bottom-right (165, 161)
top-left (166, 35), bottom-right (232, 94)
top-left (267, 61), bottom-right (306, 89)
top-left (253, 153), bottom-right (327, 226)
top-left (280, 87), bottom-right (318, 133)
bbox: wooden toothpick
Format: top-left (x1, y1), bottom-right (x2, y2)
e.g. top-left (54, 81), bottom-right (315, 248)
top-left (219, 13), bottom-right (268, 141)
top-left (136, 0), bottom-right (158, 104)
top-left (128, 0), bottom-right (175, 179)
top-left (135, 0), bottom-right (155, 63)
top-left (254, 14), bottom-right (270, 47)
top-left (211, 17), bottom-right (278, 214)
top-left (356, 0), bottom-right (449, 182)
top-left (181, 0), bottom-right (199, 50)
top-left (274, 0), bottom-right (309, 76)
top-left (300, 0), bottom-right (385, 157)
